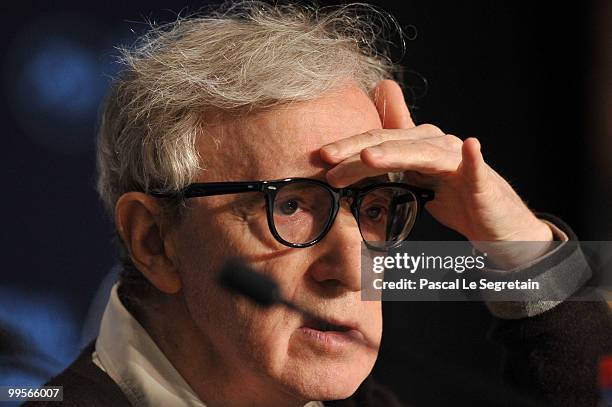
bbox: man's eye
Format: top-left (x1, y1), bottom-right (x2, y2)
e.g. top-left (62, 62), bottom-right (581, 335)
top-left (278, 199), bottom-right (299, 215)
top-left (365, 206), bottom-right (384, 221)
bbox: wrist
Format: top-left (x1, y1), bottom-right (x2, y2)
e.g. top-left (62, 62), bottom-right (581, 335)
top-left (474, 219), bottom-right (554, 269)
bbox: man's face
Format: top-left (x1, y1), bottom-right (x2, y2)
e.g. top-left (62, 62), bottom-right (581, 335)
top-left (172, 83), bottom-right (383, 402)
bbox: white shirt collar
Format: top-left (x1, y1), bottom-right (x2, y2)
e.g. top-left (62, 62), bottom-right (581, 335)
top-left (94, 283), bottom-right (324, 407)
top-left (95, 283), bottom-right (205, 407)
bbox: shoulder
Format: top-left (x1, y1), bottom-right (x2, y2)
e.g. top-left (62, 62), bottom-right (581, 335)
top-left (22, 342), bottom-right (131, 407)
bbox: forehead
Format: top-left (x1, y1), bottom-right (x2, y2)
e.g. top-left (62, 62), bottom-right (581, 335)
top-left (196, 83), bottom-right (382, 181)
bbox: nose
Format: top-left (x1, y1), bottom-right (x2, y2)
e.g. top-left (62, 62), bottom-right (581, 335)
top-left (307, 204), bottom-right (363, 293)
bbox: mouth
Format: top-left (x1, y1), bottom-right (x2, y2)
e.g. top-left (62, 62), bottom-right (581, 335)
top-left (297, 315), bottom-right (365, 352)
top-left (303, 316), bottom-right (353, 332)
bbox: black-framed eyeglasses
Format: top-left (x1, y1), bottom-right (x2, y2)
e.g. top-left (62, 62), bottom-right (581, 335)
top-left (151, 178), bottom-right (434, 251)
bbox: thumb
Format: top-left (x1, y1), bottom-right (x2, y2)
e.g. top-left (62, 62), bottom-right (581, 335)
top-left (459, 137), bottom-right (488, 192)
top-left (371, 79), bottom-right (415, 129)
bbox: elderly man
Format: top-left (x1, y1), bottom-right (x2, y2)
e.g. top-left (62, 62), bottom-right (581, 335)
top-left (33, 3), bottom-right (611, 407)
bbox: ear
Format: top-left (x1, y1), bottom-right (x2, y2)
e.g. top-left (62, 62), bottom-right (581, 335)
top-left (371, 79), bottom-right (415, 129)
top-left (115, 192), bottom-right (182, 294)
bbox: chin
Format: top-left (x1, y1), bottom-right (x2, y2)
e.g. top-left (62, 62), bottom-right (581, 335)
top-left (280, 344), bottom-right (376, 402)
top-left (291, 361), bottom-right (371, 401)
top-left (250, 317), bottom-right (380, 403)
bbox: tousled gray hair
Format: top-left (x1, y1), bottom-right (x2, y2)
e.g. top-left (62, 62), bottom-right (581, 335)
top-left (96, 1), bottom-right (405, 305)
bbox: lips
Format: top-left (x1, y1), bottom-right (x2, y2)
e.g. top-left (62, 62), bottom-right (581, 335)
top-left (302, 316), bottom-right (353, 333)
top-left (297, 315), bottom-right (365, 352)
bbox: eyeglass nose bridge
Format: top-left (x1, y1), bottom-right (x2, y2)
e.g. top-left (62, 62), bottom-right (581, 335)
top-left (336, 188), bottom-right (361, 222)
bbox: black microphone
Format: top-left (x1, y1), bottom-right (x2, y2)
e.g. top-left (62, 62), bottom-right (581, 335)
top-left (218, 257), bottom-right (377, 350)
top-left (218, 257), bottom-right (327, 322)
top-left (218, 257), bottom-right (283, 307)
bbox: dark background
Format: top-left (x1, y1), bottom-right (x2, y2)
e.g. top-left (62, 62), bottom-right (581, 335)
top-left (0, 1), bottom-right (610, 406)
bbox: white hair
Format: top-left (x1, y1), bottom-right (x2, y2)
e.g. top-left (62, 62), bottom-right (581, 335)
top-left (96, 1), bottom-right (404, 216)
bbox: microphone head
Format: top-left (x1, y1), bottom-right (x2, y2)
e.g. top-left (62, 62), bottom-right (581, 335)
top-left (218, 257), bottom-right (282, 307)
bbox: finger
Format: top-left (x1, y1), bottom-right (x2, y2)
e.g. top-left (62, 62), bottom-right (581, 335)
top-left (361, 140), bottom-right (462, 172)
top-left (326, 141), bottom-right (461, 187)
top-left (426, 134), bottom-right (463, 153)
top-left (321, 124), bottom-right (446, 164)
top-left (458, 137), bottom-right (488, 192)
top-left (326, 155), bottom-right (387, 187)
top-left (371, 79), bottom-right (415, 129)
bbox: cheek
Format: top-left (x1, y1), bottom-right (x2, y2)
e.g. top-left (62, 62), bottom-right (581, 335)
top-left (174, 203), bottom-right (277, 277)
top-left (172, 207), bottom-right (382, 397)
top-left (173, 209), bottom-right (303, 369)
top-left (178, 247), bottom-right (298, 382)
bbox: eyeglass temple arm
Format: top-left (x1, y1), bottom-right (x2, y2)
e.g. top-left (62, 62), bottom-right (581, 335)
top-left (150, 182), bottom-right (264, 198)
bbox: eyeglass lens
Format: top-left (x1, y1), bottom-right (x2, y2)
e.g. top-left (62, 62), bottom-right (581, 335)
top-left (271, 181), bottom-right (418, 248)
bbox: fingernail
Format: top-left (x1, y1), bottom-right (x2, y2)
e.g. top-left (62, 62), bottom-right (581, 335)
top-left (366, 146), bottom-right (383, 158)
top-left (322, 145), bottom-right (338, 157)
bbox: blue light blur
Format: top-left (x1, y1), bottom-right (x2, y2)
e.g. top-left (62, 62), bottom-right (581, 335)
top-left (0, 286), bottom-right (79, 390)
top-left (25, 40), bottom-right (101, 116)
top-left (4, 13), bottom-right (122, 154)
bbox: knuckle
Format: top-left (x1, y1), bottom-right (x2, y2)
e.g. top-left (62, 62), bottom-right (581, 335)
top-left (443, 134), bottom-right (463, 148)
top-left (418, 123), bottom-right (444, 136)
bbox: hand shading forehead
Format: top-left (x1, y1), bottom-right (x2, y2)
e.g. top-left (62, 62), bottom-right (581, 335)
top-left (195, 83), bottom-right (382, 182)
